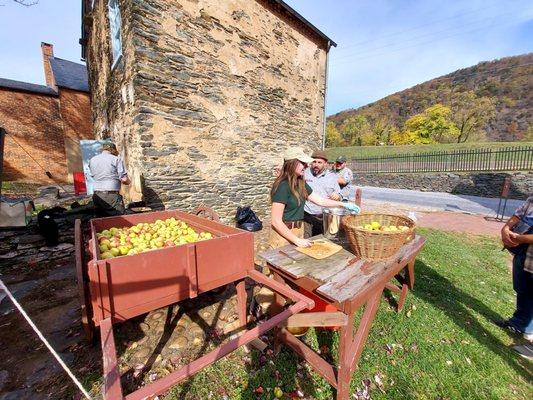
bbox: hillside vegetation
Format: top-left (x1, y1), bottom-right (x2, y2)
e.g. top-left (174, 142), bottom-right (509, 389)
top-left (327, 53), bottom-right (533, 147)
top-left (326, 141), bottom-right (533, 160)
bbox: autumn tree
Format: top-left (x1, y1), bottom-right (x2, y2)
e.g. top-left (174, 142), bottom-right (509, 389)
top-left (325, 121), bottom-right (344, 147)
top-left (522, 125), bottom-right (533, 142)
top-left (402, 104), bottom-right (459, 144)
top-left (339, 115), bottom-right (370, 146)
top-left (450, 91), bottom-right (495, 143)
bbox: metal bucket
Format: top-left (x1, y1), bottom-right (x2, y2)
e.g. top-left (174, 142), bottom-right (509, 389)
top-left (322, 207), bottom-right (357, 240)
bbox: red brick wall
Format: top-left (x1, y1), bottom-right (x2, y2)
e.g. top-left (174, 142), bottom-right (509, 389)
top-left (0, 88), bottom-right (67, 183)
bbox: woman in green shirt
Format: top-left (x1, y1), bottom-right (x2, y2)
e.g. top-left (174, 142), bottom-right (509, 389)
top-left (270, 147), bottom-right (360, 248)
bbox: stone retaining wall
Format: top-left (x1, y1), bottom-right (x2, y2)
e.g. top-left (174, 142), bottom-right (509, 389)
top-left (354, 171), bottom-right (532, 199)
top-left (0, 218), bottom-right (75, 271)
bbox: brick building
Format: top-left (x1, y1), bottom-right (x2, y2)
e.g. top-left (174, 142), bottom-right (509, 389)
top-left (0, 43), bottom-right (92, 184)
top-left (82, 0), bottom-right (335, 218)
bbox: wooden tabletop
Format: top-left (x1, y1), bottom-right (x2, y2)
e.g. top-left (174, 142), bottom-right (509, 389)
top-left (258, 235), bottom-right (425, 304)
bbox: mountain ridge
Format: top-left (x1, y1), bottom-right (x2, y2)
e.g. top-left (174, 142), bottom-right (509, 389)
top-left (327, 53), bottom-right (533, 142)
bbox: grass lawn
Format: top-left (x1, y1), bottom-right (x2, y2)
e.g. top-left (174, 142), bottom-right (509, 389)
top-left (161, 228), bottom-right (532, 400)
top-left (326, 141), bottom-right (533, 160)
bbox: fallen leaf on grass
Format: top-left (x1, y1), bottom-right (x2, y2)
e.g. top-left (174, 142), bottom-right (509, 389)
top-left (374, 373), bottom-right (385, 393)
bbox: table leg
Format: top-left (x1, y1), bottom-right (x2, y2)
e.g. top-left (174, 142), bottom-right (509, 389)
top-left (406, 260), bottom-right (415, 289)
top-left (345, 291), bottom-right (382, 384)
top-left (272, 271), bottom-right (286, 354)
top-left (336, 312), bottom-right (354, 400)
top-left (397, 260), bottom-right (415, 312)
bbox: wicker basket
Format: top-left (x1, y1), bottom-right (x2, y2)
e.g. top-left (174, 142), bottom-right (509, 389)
top-left (341, 214), bottom-right (416, 260)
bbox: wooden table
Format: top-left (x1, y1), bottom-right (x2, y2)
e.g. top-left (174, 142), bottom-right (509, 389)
top-left (258, 234), bottom-right (425, 400)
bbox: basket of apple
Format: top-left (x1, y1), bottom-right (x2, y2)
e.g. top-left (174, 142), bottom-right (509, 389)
top-left (96, 217), bottom-right (213, 259)
top-left (341, 213), bottom-right (415, 260)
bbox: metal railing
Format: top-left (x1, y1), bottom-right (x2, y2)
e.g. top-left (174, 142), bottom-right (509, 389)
top-left (348, 146), bottom-right (533, 173)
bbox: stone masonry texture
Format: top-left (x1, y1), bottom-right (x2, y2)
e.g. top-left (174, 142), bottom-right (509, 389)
top-left (85, 0), bottom-right (329, 220)
top-left (355, 171), bottom-right (532, 200)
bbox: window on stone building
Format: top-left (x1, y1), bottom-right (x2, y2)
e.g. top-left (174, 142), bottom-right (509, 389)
top-left (108, 0), bottom-right (123, 69)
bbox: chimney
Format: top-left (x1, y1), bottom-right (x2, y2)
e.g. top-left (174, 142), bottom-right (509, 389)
top-left (41, 42), bottom-right (56, 88)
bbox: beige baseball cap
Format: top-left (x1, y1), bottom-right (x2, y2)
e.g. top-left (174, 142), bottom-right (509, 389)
top-left (283, 147), bottom-right (314, 163)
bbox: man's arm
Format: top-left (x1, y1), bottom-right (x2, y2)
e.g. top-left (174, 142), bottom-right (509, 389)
top-left (501, 215), bottom-right (520, 247)
top-left (509, 232), bottom-right (533, 245)
top-left (337, 168), bottom-right (353, 187)
top-left (117, 158), bottom-right (130, 185)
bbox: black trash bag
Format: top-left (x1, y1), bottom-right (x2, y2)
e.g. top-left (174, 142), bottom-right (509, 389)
top-left (235, 206), bottom-right (263, 232)
top-left (37, 206), bottom-right (66, 246)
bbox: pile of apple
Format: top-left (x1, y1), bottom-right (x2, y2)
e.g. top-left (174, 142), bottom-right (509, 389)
top-left (356, 221), bottom-right (410, 232)
top-left (97, 217), bottom-right (213, 259)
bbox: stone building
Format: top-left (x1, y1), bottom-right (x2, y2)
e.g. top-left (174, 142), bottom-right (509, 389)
top-left (82, 0), bottom-right (335, 218)
top-left (0, 43), bottom-right (93, 183)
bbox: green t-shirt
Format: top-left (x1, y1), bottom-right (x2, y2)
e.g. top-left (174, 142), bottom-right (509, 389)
top-left (271, 180), bottom-right (313, 221)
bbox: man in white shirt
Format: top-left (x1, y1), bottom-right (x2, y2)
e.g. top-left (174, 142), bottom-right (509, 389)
top-left (304, 150), bottom-right (341, 237)
top-left (89, 142), bottom-right (130, 216)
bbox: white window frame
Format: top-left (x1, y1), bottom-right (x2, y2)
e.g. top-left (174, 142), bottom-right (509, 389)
top-left (108, 0), bottom-right (123, 70)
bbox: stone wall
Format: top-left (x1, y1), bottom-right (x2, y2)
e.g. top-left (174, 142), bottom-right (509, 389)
top-left (85, 0), bottom-right (143, 201)
top-left (0, 218), bottom-right (74, 271)
top-left (86, 0), bottom-right (329, 220)
top-left (355, 171), bottom-right (532, 199)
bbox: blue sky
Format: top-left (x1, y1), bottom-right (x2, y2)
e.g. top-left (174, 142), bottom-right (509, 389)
top-left (0, 0), bottom-right (531, 115)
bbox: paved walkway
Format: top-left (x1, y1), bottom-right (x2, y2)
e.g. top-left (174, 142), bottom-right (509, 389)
top-left (361, 186), bottom-right (523, 218)
top-left (416, 211), bottom-right (504, 236)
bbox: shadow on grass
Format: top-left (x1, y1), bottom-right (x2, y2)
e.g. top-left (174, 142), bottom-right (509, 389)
top-left (412, 259), bottom-right (532, 380)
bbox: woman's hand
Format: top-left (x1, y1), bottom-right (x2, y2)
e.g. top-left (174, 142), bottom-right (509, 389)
top-left (342, 202), bottom-right (360, 213)
top-left (294, 238), bottom-right (312, 247)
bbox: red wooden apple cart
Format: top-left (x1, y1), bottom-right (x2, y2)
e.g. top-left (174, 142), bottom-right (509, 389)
top-left (74, 209), bottom-right (314, 399)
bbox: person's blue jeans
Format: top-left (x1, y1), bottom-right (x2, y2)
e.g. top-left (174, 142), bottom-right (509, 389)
top-left (509, 252), bottom-right (533, 334)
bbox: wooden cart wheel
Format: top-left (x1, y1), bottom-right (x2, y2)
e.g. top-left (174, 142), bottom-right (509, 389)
top-left (194, 205), bottom-right (220, 222)
top-left (74, 219), bottom-right (95, 343)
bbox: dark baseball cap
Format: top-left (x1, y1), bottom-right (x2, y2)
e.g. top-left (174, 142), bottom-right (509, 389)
top-left (336, 156), bottom-right (347, 163)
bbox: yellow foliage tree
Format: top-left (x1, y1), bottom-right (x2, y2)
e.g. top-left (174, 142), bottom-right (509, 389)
top-left (325, 121), bottom-right (344, 147)
top-left (402, 104), bottom-right (460, 144)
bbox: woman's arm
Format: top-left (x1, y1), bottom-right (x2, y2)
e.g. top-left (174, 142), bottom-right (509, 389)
top-left (271, 202), bottom-right (311, 247)
top-left (308, 192), bottom-right (345, 208)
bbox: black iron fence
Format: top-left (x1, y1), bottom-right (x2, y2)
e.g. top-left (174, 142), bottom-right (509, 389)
top-left (348, 146), bottom-right (533, 173)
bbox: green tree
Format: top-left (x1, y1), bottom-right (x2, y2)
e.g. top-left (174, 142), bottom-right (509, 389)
top-left (403, 104), bottom-right (459, 144)
top-left (340, 115), bottom-right (372, 146)
top-left (325, 121), bottom-right (344, 147)
top-left (450, 91), bottom-right (495, 143)
top-left (522, 125), bottom-right (533, 142)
